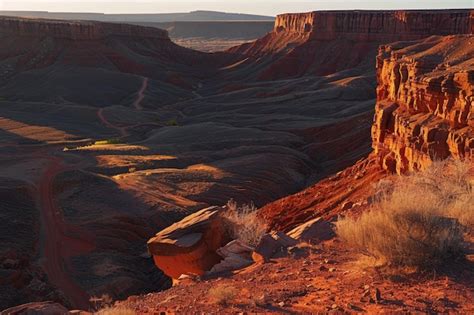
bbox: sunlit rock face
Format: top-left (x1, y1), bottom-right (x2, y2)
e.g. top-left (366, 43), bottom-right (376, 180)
top-left (372, 35), bottom-right (474, 174)
top-left (229, 10), bottom-right (474, 79)
top-left (147, 207), bottom-right (229, 279)
top-left (274, 10), bottom-right (473, 41)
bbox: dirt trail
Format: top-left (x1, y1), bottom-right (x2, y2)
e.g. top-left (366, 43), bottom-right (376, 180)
top-left (133, 77), bottom-right (148, 111)
top-left (97, 108), bottom-right (128, 138)
top-left (96, 77), bottom-right (148, 137)
top-left (38, 155), bottom-right (91, 308)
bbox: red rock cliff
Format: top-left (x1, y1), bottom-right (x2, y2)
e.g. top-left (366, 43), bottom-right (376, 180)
top-left (372, 35), bottom-right (474, 174)
top-left (0, 16), bottom-right (170, 40)
top-left (275, 10), bottom-right (474, 41)
top-left (229, 10), bottom-right (473, 79)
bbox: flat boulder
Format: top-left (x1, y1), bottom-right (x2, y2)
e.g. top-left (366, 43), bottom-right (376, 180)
top-left (208, 240), bottom-right (254, 274)
top-left (147, 206), bottom-right (229, 279)
top-left (252, 232), bottom-right (298, 263)
top-left (287, 217), bottom-right (334, 243)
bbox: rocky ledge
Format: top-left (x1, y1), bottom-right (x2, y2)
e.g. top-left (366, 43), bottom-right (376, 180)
top-left (372, 35), bottom-right (473, 173)
top-left (0, 16), bottom-right (170, 40)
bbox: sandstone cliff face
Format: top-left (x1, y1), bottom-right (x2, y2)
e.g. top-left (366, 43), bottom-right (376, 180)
top-left (275, 10), bottom-right (474, 41)
top-left (0, 16), bottom-right (170, 40)
top-left (372, 35), bottom-right (474, 174)
top-left (230, 10), bottom-right (473, 79)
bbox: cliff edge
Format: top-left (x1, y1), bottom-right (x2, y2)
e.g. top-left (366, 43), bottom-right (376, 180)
top-left (0, 16), bottom-right (170, 40)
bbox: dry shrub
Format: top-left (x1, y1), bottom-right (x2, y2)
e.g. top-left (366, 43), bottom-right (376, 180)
top-left (96, 306), bottom-right (136, 315)
top-left (208, 285), bottom-right (239, 306)
top-left (336, 159), bottom-right (473, 268)
top-left (90, 294), bottom-right (113, 311)
top-left (221, 199), bottom-right (267, 247)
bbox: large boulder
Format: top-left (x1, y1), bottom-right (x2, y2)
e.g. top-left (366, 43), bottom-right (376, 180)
top-left (1, 302), bottom-right (69, 315)
top-left (147, 206), bottom-right (229, 279)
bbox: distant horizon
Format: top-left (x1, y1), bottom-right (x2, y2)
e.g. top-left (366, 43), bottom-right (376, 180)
top-left (1, 8), bottom-right (474, 18)
top-left (1, 1), bottom-right (472, 17)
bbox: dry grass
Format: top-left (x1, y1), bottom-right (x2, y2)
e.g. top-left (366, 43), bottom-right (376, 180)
top-left (221, 199), bottom-right (267, 247)
top-left (336, 159), bottom-right (473, 268)
top-left (208, 285), bottom-right (239, 306)
top-left (96, 306), bottom-right (136, 315)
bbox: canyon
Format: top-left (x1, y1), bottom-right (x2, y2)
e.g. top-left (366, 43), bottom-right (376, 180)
top-left (0, 9), bottom-right (472, 312)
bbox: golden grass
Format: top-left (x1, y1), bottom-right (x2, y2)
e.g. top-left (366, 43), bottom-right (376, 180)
top-left (96, 306), bottom-right (136, 315)
top-left (336, 159), bottom-right (473, 268)
top-left (221, 199), bottom-right (267, 247)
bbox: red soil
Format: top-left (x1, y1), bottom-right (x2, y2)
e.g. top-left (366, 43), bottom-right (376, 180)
top-left (37, 155), bottom-right (93, 308)
top-left (118, 239), bottom-right (474, 314)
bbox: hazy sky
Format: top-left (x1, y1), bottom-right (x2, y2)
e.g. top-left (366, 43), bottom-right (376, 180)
top-left (0, 0), bottom-right (472, 16)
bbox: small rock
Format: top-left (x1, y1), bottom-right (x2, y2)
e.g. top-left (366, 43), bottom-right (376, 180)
top-left (341, 201), bottom-right (354, 211)
top-left (373, 288), bottom-right (382, 303)
top-left (319, 265), bottom-right (328, 271)
top-left (278, 301), bottom-right (286, 307)
top-left (331, 303), bottom-right (338, 309)
top-left (329, 268), bottom-right (336, 272)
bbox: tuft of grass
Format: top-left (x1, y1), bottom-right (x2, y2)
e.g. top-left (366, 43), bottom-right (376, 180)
top-left (336, 159), bottom-right (473, 269)
top-left (94, 138), bottom-right (122, 145)
top-left (208, 285), bottom-right (239, 306)
top-left (166, 118), bottom-right (179, 126)
top-left (96, 306), bottom-right (136, 315)
top-left (221, 199), bottom-right (267, 247)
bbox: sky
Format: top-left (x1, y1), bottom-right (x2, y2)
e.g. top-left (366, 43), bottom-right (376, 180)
top-left (0, 0), bottom-right (472, 16)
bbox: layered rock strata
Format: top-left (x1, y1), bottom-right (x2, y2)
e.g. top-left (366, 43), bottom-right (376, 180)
top-left (0, 16), bottom-right (170, 40)
top-left (274, 10), bottom-right (473, 41)
top-left (372, 35), bottom-right (473, 173)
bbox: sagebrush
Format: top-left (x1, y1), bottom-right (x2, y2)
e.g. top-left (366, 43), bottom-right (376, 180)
top-left (221, 199), bottom-right (267, 247)
top-left (208, 285), bottom-right (239, 306)
top-left (336, 159), bottom-right (473, 268)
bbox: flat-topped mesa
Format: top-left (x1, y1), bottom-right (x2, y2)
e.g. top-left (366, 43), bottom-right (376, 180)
top-left (0, 16), bottom-right (170, 40)
top-left (372, 35), bottom-right (474, 174)
top-left (274, 10), bottom-right (474, 41)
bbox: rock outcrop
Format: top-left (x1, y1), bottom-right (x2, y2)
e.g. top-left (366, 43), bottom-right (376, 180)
top-left (372, 35), bottom-right (474, 173)
top-left (274, 10), bottom-right (474, 41)
top-left (0, 16), bottom-right (169, 40)
top-left (259, 35), bottom-right (473, 230)
top-left (147, 207), bottom-right (229, 279)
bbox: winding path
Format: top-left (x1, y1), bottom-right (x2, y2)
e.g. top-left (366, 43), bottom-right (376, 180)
top-left (38, 155), bottom-right (91, 308)
top-left (133, 77), bottom-right (148, 111)
top-left (97, 108), bottom-right (128, 138)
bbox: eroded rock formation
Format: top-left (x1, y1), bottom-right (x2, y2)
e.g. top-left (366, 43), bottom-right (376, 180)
top-left (275, 10), bottom-right (473, 41)
top-left (372, 35), bottom-right (474, 173)
top-left (230, 10), bottom-right (473, 79)
top-left (0, 16), bottom-right (169, 40)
